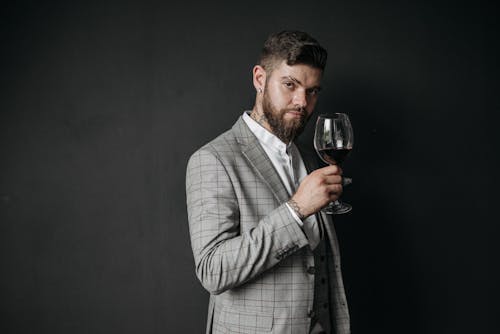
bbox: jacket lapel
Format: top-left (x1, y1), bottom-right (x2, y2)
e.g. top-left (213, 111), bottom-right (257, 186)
top-left (232, 117), bottom-right (290, 204)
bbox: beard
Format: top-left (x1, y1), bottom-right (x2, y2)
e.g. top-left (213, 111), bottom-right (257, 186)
top-left (262, 89), bottom-right (309, 143)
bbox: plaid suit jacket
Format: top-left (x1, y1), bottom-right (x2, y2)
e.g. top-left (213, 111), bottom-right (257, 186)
top-left (186, 116), bottom-right (350, 334)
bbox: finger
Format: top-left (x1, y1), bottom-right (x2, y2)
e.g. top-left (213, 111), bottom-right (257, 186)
top-left (321, 165), bottom-right (341, 175)
top-left (323, 175), bottom-right (342, 185)
top-left (327, 184), bottom-right (343, 195)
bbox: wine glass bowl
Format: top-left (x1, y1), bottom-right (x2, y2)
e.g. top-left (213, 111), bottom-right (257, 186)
top-left (314, 113), bottom-right (354, 214)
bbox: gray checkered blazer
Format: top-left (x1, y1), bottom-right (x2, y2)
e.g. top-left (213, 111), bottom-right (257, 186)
top-left (186, 116), bottom-right (350, 334)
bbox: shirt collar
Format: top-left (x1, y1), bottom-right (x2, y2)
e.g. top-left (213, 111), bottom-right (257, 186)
top-left (242, 111), bottom-right (291, 155)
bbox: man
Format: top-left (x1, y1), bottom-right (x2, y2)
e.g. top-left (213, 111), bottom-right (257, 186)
top-left (186, 31), bottom-right (350, 334)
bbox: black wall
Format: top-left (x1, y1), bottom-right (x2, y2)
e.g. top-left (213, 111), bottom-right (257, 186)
top-left (1, 1), bottom-right (498, 333)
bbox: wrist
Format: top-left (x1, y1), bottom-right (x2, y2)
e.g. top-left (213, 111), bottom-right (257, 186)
top-left (287, 199), bottom-right (306, 221)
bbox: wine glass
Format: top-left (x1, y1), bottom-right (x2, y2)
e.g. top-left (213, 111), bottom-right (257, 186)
top-left (314, 113), bottom-right (354, 214)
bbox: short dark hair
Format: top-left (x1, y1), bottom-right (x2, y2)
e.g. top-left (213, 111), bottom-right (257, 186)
top-left (259, 30), bottom-right (327, 73)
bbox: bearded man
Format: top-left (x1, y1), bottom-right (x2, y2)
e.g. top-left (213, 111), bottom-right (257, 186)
top-left (186, 30), bottom-right (350, 334)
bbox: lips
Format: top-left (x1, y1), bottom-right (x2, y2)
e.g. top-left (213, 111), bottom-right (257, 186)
top-left (286, 110), bottom-right (305, 118)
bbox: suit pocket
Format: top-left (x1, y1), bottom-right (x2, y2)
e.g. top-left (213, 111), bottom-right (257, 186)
top-left (218, 305), bottom-right (273, 333)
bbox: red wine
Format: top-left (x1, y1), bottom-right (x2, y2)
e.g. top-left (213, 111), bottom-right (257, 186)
top-left (318, 148), bottom-right (351, 165)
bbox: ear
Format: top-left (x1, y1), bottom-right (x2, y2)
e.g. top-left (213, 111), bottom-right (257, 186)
top-left (252, 65), bottom-right (266, 93)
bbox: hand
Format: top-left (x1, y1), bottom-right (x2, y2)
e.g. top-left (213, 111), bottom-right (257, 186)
top-left (290, 165), bottom-right (343, 218)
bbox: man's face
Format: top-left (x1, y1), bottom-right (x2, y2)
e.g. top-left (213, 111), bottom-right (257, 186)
top-left (261, 60), bottom-right (323, 143)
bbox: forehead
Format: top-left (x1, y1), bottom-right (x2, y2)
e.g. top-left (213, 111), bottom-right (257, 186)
top-left (268, 60), bottom-right (323, 87)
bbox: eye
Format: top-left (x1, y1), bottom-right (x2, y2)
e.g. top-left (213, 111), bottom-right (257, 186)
top-left (307, 88), bottom-right (320, 97)
top-left (283, 81), bottom-right (295, 90)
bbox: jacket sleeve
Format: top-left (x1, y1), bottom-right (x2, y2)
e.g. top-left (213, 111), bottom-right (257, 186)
top-left (186, 148), bottom-right (309, 295)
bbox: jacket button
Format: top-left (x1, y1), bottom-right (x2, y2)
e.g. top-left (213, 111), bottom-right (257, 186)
top-left (307, 266), bottom-right (315, 275)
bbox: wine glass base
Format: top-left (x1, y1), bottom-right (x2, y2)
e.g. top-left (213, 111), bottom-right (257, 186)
top-left (322, 201), bottom-right (352, 215)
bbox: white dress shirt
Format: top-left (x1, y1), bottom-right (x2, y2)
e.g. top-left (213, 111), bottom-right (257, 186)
top-left (242, 112), bottom-right (320, 250)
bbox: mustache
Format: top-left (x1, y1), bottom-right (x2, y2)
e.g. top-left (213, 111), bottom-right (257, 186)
top-left (284, 107), bottom-right (306, 114)
top-left (282, 107), bottom-right (309, 121)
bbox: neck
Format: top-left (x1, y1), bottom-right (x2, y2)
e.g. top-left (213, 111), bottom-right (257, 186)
top-left (250, 106), bottom-right (271, 132)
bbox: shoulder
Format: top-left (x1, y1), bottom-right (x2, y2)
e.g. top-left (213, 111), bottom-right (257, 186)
top-left (187, 121), bottom-right (244, 172)
top-left (189, 115), bottom-right (253, 159)
top-left (193, 127), bottom-right (239, 160)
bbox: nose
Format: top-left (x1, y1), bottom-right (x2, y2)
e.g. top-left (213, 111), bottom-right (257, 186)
top-left (292, 89), bottom-right (307, 109)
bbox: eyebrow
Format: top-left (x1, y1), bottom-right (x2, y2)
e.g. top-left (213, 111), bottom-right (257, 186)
top-left (282, 75), bottom-right (301, 84)
top-left (281, 76), bottom-right (322, 91)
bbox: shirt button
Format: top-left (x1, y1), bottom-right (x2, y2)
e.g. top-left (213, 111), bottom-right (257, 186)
top-left (306, 266), bottom-right (315, 275)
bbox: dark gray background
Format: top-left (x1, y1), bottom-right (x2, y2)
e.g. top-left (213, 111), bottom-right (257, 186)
top-left (1, 0), bottom-right (498, 333)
